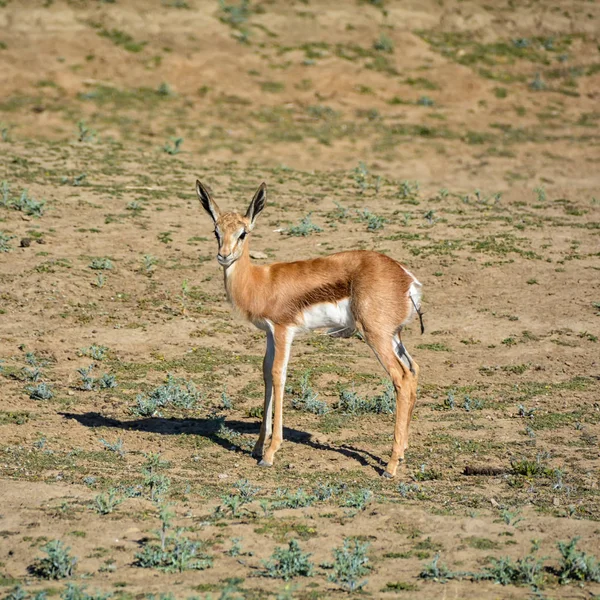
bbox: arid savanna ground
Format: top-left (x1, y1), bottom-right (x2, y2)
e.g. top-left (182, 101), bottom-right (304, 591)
top-left (0, 1), bottom-right (599, 598)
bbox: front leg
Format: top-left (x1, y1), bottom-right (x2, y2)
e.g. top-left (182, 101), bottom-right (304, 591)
top-left (253, 329), bottom-right (274, 459)
top-left (260, 325), bottom-right (295, 467)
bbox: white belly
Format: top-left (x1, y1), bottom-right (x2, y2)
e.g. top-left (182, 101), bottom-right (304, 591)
top-left (301, 298), bottom-right (355, 333)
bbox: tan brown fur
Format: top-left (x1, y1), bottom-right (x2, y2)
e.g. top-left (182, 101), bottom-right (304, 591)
top-left (196, 180), bottom-right (421, 478)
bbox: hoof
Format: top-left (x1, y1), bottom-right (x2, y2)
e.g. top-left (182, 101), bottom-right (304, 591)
top-left (382, 470), bottom-right (394, 479)
top-left (258, 459), bottom-right (273, 468)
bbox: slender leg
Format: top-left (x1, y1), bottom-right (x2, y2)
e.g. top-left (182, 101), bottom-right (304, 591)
top-left (364, 330), bottom-right (415, 478)
top-left (252, 328), bottom-right (275, 459)
top-left (384, 362), bottom-right (413, 478)
top-left (260, 325), bottom-right (294, 467)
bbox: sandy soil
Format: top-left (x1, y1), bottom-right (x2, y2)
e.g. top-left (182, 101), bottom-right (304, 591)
top-left (0, 1), bottom-right (599, 598)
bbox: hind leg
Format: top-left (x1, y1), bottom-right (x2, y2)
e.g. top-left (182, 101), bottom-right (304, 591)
top-left (364, 330), bottom-right (415, 478)
top-left (394, 333), bottom-right (419, 451)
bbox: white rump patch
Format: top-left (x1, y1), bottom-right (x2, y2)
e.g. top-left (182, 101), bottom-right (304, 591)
top-left (401, 274), bottom-right (423, 327)
top-left (301, 298), bottom-right (355, 336)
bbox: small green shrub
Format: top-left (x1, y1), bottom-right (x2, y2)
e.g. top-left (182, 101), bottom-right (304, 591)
top-left (328, 538), bottom-right (371, 592)
top-left (100, 437), bottom-right (126, 457)
top-left (29, 540), bottom-right (77, 580)
top-left (62, 583), bottom-right (112, 600)
top-left (483, 553), bottom-right (544, 587)
top-left (286, 214), bottom-right (323, 236)
top-left (356, 208), bottom-right (386, 231)
top-left (135, 532), bottom-right (212, 573)
top-left (0, 230), bottom-right (15, 252)
top-left (142, 453), bottom-right (171, 502)
top-left (291, 371), bottom-right (329, 414)
top-left (556, 537), bottom-right (600, 584)
top-left (373, 33), bottom-right (394, 53)
top-left (131, 374), bottom-right (201, 417)
top-left (27, 383), bottom-right (53, 400)
top-left (262, 539), bottom-right (314, 580)
top-left (163, 137), bottom-right (183, 155)
top-left (338, 381), bottom-right (394, 414)
top-left (342, 489), bottom-right (373, 512)
top-left (78, 345), bottom-right (108, 360)
top-left (89, 257), bottom-right (113, 270)
top-left (217, 479), bottom-right (261, 517)
top-left (419, 554), bottom-right (453, 582)
top-left (93, 488), bottom-right (123, 515)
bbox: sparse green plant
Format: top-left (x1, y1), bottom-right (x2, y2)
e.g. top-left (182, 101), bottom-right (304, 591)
top-left (273, 487), bottom-right (316, 510)
top-left (221, 387), bottom-right (233, 409)
top-left (286, 214), bottom-right (323, 236)
top-left (338, 381), bottom-right (394, 415)
top-left (217, 479), bottom-right (260, 517)
top-left (291, 371), bottom-right (328, 414)
top-left (93, 488), bottom-right (123, 515)
top-left (328, 538), bottom-right (371, 592)
top-left (158, 231), bottom-right (173, 244)
top-left (419, 553), bottom-right (453, 582)
top-left (534, 186), bottom-right (546, 202)
top-left (218, 0), bottom-right (252, 27)
top-left (226, 538), bottom-right (244, 557)
top-left (352, 162), bottom-right (370, 193)
top-left (135, 526), bottom-right (212, 573)
top-left (78, 364), bottom-right (95, 390)
top-left (417, 95), bottom-right (434, 106)
top-left (61, 583), bottom-right (112, 600)
top-left (79, 345), bottom-right (108, 360)
top-left (96, 373), bottom-right (117, 389)
top-left (483, 546), bottom-right (545, 588)
top-left (132, 374), bottom-right (201, 417)
top-left (424, 209), bottom-right (436, 224)
top-left (8, 189), bottom-right (46, 217)
top-left (398, 180), bottom-right (419, 200)
top-left (29, 540), bottom-right (77, 580)
top-left (517, 404), bottom-right (536, 418)
top-left (216, 418), bottom-right (254, 450)
top-left (27, 382), bottom-right (53, 400)
top-left (356, 208), bottom-right (386, 231)
top-left (142, 453), bottom-right (171, 502)
top-left (61, 173), bottom-right (87, 186)
top-left (556, 537), bottom-right (600, 584)
top-left (77, 121), bottom-right (96, 142)
top-left (413, 464), bottom-right (441, 481)
top-left (93, 273), bottom-right (106, 288)
top-left (142, 254), bottom-right (158, 274)
top-left (397, 482), bottom-right (420, 498)
top-left (4, 587), bottom-right (48, 600)
top-left (262, 539), bottom-right (314, 580)
top-left (463, 395), bottom-right (483, 411)
top-left (373, 33), bottom-right (394, 53)
top-left (163, 136), bottom-right (183, 155)
top-left (342, 488), bottom-right (372, 512)
top-left (500, 508), bottom-right (523, 527)
top-left (0, 230), bottom-right (15, 252)
top-left (100, 437), bottom-right (126, 457)
top-left (529, 73), bottom-right (546, 90)
top-left (89, 257), bottom-right (113, 270)
top-left (156, 82), bottom-right (174, 96)
top-left (444, 390), bottom-right (456, 409)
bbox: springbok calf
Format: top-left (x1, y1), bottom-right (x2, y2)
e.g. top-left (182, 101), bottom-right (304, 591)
top-left (196, 180), bottom-right (423, 478)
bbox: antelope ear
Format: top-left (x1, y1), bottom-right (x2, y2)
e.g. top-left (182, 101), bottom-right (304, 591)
top-left (245, 182), bottom-right (267, 228)
top-left (196, 180), bottom-right (221, 223)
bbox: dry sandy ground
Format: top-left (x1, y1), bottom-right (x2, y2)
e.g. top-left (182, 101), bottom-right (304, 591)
top-left (0, 1), bottom-right (599, 598)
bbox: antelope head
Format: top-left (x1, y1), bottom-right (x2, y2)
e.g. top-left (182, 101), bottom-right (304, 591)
top-left (196, 180), bottom-right (266, 268)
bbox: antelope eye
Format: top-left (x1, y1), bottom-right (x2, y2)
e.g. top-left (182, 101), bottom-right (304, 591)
top-left (239, 231), bottom-right (247, 241)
